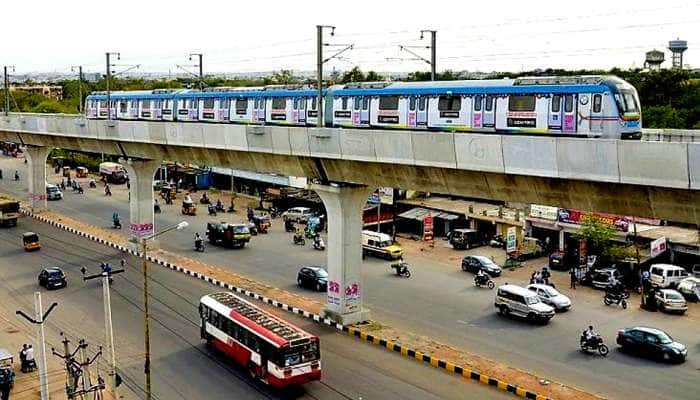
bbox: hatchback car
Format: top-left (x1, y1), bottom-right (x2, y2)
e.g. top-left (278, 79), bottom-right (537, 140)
top-left (297, 266), bottom-right (328, 292)
top-left (46, 184), bottom-right (63, 201)
top-left (676, 277), bottom-right (700, 301)
top-left (461, 256), bottom-right (502, 277)
top-left (654, 289), bottom-right (688, 314)
top-left (616, 326), bottom-right (687, 363)
top-left (526, 284), bottom-right (572, 311)
top-left (38, 267), bottom-right (67, 290)
top-left (591, 268), bottom-right (623, 290)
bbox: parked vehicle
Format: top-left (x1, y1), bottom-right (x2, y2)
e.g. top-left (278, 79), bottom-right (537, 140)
top-left (692, 264), bottom-right (700, 278)
top-left (649, 264), bottom-right (689, 289)
top-left (0, 348), bottom-right (15, 389)
top-left (282, 207), bottom-right (314, 223)
top-left (508, 237), bottom-right (545, 261)
top-left (449, 228), bottom-right (487, 250)
top-left (99, 162), bottom-right (127, 184)
top-left (676, 277), bottom-right (700, 301)
top-left (46, 184), bottom-right (63, 200)
top-left (461, 255), bottom-right (502, 277)
top-left (22, 232), bottom-right (41, 251)
top-left (548, 251), bottom-right (568, 271)
top-left (495, 284), bottom-right (555, 323)
top-left (526, 284), bottom-right (572, 311)
top-left (38, 267), bottom-right (67, 290)
top-left (0, 198), bottom-right (20, 227)
top-left (489, 235), bottom-right (506, 249)
top-left (206, 222), bottom-right (251, 248)
top-left (580, 332), bottom-right (609, 356)
top-left (616, 327), bottom-right (687, 363)
top-left (654, 289), bottom-right (688, 314)
top-left (297, 266), bottom-right (328, 292)
top-left (591, 267), bottom-right (624, 290)
top-left (361, 230), bottom-right (403, 260)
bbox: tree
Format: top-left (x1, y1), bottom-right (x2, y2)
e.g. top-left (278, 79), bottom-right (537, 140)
top-left (572, 216), bottom-right (633, 263)
top-left (272, 70), bottom-right (294, 84)
top-left (341, 67), bottom-right (366, 83)
top-left (365, 70), bottom-right (383, 82)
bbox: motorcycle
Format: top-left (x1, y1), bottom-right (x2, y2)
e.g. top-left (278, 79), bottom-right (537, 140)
top-left (154, 203), bottom-right (161, 213)
top-left (269, 206), bottom-right (281, 218)
top-left (293, 233), bottom-right (305, 246)
top-left (580, 333), bottom-right (609, 356)
top-left (474, 274), bottom-right (495, 289)
top-left (603, 291), bottom-right (628, 309)
top-left (489, 235), bottom-right (506, 248)
top-left (313, 237), bottom-right (325, 251)
top-left (112, 218), bottom-right (122, 229)
top-left (391, 261), bottom-right (411, 278)
top-left (284, 219), bottom-right (296, 232)
top-left (89, 179), bottom-right (97, 188)
top-left (215, 202), bottom-right (225, 212)
top-left (199, 195), bottom-right (211, 204)
top-left (208, 204), bottom-right (217, 216)
top-left (194, 239), bottom-right (205, 252)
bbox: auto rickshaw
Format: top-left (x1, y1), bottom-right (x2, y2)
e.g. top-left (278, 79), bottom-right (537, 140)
top-left (252, 214), bottom-right (271, 234)
top-left (0, 348), bottom-right (15, 389)
top-left (76, 166), bottom-right (88, 178)
top-left (160, 186), bottom-right (176, 202)
top-left (181, 202), bottom-right (197, 216)
top-left (62, 166), bottom-right (71, 178)
top-left (22, 232), bottom-right (41, 251)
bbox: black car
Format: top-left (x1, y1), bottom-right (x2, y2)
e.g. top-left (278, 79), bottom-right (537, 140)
top-left (38, 267), bottom-right (67, 290)
top-left (449, 229), bottom-right (487, 250)
top-left (461, 256), bottom-right (502, 277)
top-left (297, 266), bottom-right (328, 292)
top-left (548, 251), bottom-right (568, 270)
top-left (616, 326), bottom-right (687, 363)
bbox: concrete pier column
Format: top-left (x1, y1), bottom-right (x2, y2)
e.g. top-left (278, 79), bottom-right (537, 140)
top-left (311, 183), bottom-right (373, 325)
top-left (23, 146), bottom-right (51, 213)
top-left (122, 158), bottom-right (160, 249)
top-left (558, 229), bottom-right (565, 252)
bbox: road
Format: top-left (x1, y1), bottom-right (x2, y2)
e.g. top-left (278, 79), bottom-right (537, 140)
top-left (0, 215), bottom-right (505, 400)
top-left (2, 157), bottom-right (699, 400)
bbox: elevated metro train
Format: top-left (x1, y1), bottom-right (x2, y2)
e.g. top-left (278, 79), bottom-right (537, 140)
top-left (85, 75), bottom-right (642, 139)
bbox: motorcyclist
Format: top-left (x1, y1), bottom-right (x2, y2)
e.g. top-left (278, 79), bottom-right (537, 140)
top-left (476, 269), bottom-right (488, 284)
top-left (112, 212), bottom-right (121, 228)
top-left (201, 192), bottom-right (209, 204)
top-left (14, 170), bottom-right (19, 181)
top-left (293, 228), bottom-right (304, 243)
top-left (104, 183), bottom-right (112, 196)
top-left (216, 198), bottom-right (224, 211)
top-left (392, 256), bottom-right (408, 275)
top-left (583, 325), bottom-right (598, 346)
top-left (194, 233), bottom-right (203, 250)
top-left (183, 193), bottom-right (193, 210)
top-left (89, 178), bottom-right (97, 188)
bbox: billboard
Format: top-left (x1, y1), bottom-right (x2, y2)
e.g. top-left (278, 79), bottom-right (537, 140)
top-left (557, 208), bottom-right (630, 232)
top-left (650, 237), bottom-right (668, 258)
top-left (530, 204), bottom-right (558, 220)
top-left (368, 187), bottom-right (394, 205)
top-left (506, 226), bottom-right (517, 253)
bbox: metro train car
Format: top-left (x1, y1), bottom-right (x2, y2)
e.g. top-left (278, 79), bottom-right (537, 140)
top-left (85, 75), bottom-right (641, 139)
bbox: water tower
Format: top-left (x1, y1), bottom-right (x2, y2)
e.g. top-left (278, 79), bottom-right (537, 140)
top-left (644, 50), bottom-right (665, 70)
top-left (668, 39), bottom-right (688, 69)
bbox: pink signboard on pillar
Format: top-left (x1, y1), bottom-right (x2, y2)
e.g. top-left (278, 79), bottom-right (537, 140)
top-left (130, 222), bottom-right (154, 238)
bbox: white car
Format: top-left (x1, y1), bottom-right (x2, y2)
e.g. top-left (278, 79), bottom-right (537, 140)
top-left (655, 289), bottom-right (688, 314)
top-left (46, 184), bottom-right (63, 200)
top-left (677, 277), bottom-right (700, 302)
top-left (527, 284), bottom-right (572, 311)
top-left (282, 207), bottom-right (314, 223)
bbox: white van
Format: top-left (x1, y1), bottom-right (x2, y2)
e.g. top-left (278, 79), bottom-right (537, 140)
top-left (361, 230), bottom-right (404, 260)
top-left (649, 264), bottom-right (689, 289)
top-left (495, 284), bottom-right (555, 323)
top-left (46, 184), bottom-right (63, 200)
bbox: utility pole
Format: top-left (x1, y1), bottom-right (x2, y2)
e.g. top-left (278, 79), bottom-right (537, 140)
top-left (316, 25), bottom-right (335, 127)
top-left (420, 30), bottom-right (437, 81)
top-left (16, 293), bottom-right (58, 400)
top-left (189, 53), bottom-right (204, 90)
top-left (71, 66), bottom-right (84, 113)
top-left (82, 263), bottom-right (125, 397)
top-left (105, 52), bottom-right (120, 120)
top-left (3, 66), bottom-right (15, 116)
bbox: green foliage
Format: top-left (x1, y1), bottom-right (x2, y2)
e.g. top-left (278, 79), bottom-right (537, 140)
top-left (643, 105), bottom-right (686, 128)
top-left (340, 67), bottom-right (384, 83)
top-left (572, 217), bottom-right (634, 262)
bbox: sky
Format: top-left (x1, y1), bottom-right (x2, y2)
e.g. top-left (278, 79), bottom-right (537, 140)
top-left (2, 0), bottom-right (699, 76)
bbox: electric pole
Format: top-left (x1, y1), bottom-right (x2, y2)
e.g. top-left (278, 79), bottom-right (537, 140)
top-left (189, 53), bottom-right (204, 90)
top-left (420, 30), bottom-right (437, 81)
top-left (71, 66), bottom-right (84, 113)
top-left (316, 25), bottom-right (335, 127)
top-left (3, 65), bottom-right (15, 116)
top-left (105, 52), bottom-right (120, 120)
top-left (16, 293), bottom-right (58, 400)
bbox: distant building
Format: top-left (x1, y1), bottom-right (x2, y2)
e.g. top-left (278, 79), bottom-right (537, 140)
top-left (10, 85), bottom-right (63, 100)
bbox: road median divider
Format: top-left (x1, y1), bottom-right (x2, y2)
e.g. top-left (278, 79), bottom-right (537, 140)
top-left (18, 207), bottom-right (605, 400)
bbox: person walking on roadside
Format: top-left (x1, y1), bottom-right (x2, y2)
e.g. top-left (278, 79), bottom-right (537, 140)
top-left (570, 267), bottom-right (577, 289)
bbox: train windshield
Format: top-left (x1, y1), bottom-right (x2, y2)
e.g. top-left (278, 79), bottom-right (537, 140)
top-left (614, 89), bottom-right (639, 114)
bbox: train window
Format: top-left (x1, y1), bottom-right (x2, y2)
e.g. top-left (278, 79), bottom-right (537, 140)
top-left (379, 96), bottom-right (399, 110)
top-left (311, 97), bottom-right (317, 110)
top-left (418, 97), bottom-right (426, 111)
top-left (236, 99), bottom-right (248, 112)
top-left (341, 97), bottom-right (348, 110)
top-left (119, 102), bottom-right (127, 113)
top-left (163, 100), bottom-right (169, 108)
top-left (272, 97), bottom-right (286, 109)
top-left (621, 90), bottom-right (639, 112)
top-left (203, 99), bottom-right (215, 109)
top-left (354, 97), bottom-right (361, 110)
top-left (564, 95), bottom-right (573, 113)
top-left (474, 96), bottom-right (482, 111)
top-left (592, 94), bottom-right (602, 113)
top-left (485, 96), bottom-right (494, 112)
top-left (551, 95), bottom-right (561, 112)
top-left (142, 100), bottom-right (151, 109)
top-left (409, 97), bottom-right (416, 111)
top-left (363, 97), bottom-right (369, 110)
top-left (100, 100), bottom-right (109, 108)
top-left (220, 99), bottom-right (229, 109)
top-left (508, 95), bottom-right (535, 112)
top-left (299, 98), bottom-right (305, 109)
top-left (438, 96), bottom-right (461, 111)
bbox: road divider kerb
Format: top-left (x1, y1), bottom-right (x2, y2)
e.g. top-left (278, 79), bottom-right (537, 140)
top-left (21, 208), bottom-right (553, 400)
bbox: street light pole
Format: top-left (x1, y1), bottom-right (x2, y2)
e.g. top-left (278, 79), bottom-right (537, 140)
top-left (316, 25), bottom-right (336, 128)
top-left (189, 53), bottom-right (204, 90)
top-left (105, 52), bottom-right (120, 120)
top-left (420, 30), bottom-right (437, 81)
top-left (16, 293), bottom-right (58, 400)
top-left (71, 66), bottom-right (84, 113)
top-left (3, 65), bottom-right (15, 116)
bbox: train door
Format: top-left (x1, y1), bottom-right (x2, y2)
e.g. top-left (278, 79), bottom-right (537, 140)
top-left (548, 95), bottom-right (562, 131)
top-left (292, 98), bottom-right (299, 124)
top-left (219, 99), bottom-right (230, 121)
top-left (407, 97), bottom-right (418, 128)
top-left (589, 94), bottom-right (603, 134)
top-left (472, 95), bottom-right (483, 129)
top-left (360, 97), bottom-right (370, 125)
top-left (352, 97), bottom-right (361, 126)
top-left (298, 97), bottom-right (306, 124)
top-left (254, 98), bottom-right (266, 123)
top-left (563, 94), bottom-right (577, 133)
top-left (483, 95), bottom-right (495, 128)
top-left (416, 97), bottom-right (427, 127)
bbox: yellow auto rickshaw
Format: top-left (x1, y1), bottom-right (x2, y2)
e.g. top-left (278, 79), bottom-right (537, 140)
top-left (62, 166), bottom-right (71, 178)
top-left (22, 232), bottom-right (41, 251)
top-left (76, 166), bottom-right (88, 178)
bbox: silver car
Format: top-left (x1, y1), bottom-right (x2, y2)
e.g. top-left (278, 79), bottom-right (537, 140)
top-left (655, 289), bottom-right (688, 314)
top-left (527, 284), bottom-right (572, 311)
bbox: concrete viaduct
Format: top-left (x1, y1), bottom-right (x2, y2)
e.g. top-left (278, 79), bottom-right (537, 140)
top-left (2, 113), bottom-right (699, 324)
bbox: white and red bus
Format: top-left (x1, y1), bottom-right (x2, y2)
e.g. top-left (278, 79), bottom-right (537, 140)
top-left (199, 292), bottom-right (321, 388)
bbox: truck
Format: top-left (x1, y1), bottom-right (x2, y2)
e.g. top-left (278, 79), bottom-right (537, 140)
top-left (507, 236), bottom-right (545, 261)
top-left (0, 197), bottom-right (20, 227)
top-left (99, 162), bottom-right (127, 184)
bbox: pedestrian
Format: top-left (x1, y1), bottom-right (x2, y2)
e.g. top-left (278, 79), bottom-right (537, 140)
top-left (570, 267), bottom-right (577, 289)
top-left (13, 170), bottom-right (19, 181)
top-left (530, 271), bottom-right (537, 285)
top-left (0, 381), bottom-right (10, 400)
top-left (19, 344), bottom-right (27, 372)
top-left (541, 267), bottom-right (551, 285)
top-left (0, 169), bottom-right (3, 179)
top-left (534, 270), bottom-right (542, 284)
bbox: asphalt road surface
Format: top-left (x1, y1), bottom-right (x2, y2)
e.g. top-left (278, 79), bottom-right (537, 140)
top-left (0, 216), bottom-right (505, 400)
top-left (2, 158), bottom-right (699, 400)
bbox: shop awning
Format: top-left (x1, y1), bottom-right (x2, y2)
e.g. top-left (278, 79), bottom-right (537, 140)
top-left (398, 207), bottom-right (460, 221)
